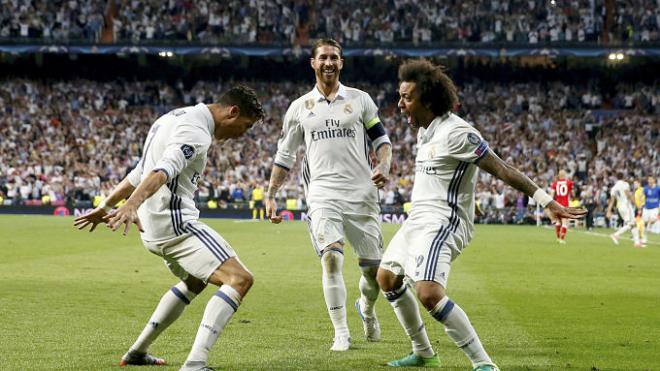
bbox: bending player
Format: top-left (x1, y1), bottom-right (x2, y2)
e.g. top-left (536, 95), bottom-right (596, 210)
top-left (74, 86), bottom-right (264, 371)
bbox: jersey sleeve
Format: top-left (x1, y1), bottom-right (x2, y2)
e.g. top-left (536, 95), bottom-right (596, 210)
top-left (126, 161), bottom-right (143, 187)
top-left (273, 102), bottom-right (304, 170)
top-left (361, 93), bottom-right (391, 151)
top-left (153, 123), bottom-right (210, 181)
top-left (447, 125), bottom-right (489, 163)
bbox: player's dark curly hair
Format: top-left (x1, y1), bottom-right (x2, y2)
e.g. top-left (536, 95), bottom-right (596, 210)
top-left (219, 85), bottom-right (265, 121)
top-left (398, 59), bottom-right (459, 116)
top-left (311, 38), bottom-right (342, 58)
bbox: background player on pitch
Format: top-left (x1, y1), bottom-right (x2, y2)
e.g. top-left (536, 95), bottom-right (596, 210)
top-left (607, 172), bottom-right (642, 248)
top-left (265, 38), bottom-right (392, 351)
top-left (641, 176), bottom-right (660, 244)
top-left (74, 86), bottom-right (264, 371)
top-left (376, 59), bottom-right (587, 370)
top-left (550, 170), bottom-right (574, 244)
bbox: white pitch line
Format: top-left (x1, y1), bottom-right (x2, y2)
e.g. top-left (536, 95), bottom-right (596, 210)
top-left (541, 225), bottom-right (660, 246)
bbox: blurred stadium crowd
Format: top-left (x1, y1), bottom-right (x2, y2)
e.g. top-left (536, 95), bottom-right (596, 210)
top-left (1, 0), bottom-right (658, 44)
top-left (0, 77), bottom-right (657, 225)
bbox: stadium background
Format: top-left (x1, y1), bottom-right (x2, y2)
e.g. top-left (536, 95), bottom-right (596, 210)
top-left (1, 0), bottom-right (658, 230)
top-left (0, 1), bottom-right (659, 370)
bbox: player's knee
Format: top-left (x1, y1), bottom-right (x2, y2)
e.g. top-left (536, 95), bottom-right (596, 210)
top-left (416, 286), bottom-right (445, 311)
top-left (230, 270), bottom-right (254, 294)
top-left (359, 264), bottom-right (378, 280)
top-left (321, 248), bottom-right (343, 273)
top-left (376, 268), bottom-right (400, 292)
top-left (183, 276), bottom-right (207, 295)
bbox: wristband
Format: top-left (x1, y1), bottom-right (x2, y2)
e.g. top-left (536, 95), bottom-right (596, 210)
top-left (532, 189), bottom-right (553, 208)
top-left (98, 200), bottom-right (113, 213)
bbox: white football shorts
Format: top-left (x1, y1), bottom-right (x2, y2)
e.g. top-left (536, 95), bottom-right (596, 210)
top-left (142, 220), bottom-right (238, 283)
top-left (306, 201), bottom-right (383, 261)
top-left (617, 206), bottom-right (636, 225)
top-left (641, 207), bottom-right (659, 223)
top-left (380, 218), bottom-right (464, 289)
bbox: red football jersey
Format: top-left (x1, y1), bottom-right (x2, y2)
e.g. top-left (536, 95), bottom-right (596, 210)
top-left (551, 178), bottom-right (573, 207)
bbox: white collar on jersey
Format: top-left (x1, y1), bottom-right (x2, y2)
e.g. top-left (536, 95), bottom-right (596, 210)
top-left (198, 103), bottom-right (215, 134)
top-left (310, 82), bottom-right (347, 103)
top-left (420, 112), bottom-right (451, 143)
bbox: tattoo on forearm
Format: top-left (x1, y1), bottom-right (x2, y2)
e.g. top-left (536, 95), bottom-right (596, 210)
top-left (376, 144), bottom-right (392, 171)
top-left (267, 167), bottom-right (288, 198)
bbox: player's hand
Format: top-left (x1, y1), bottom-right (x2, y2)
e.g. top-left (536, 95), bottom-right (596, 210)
top-left (265, 197), bottom-right (282, 224)
top-left (73, 207), bottom-right (108, 232)
top-left (546, 201), bottom-right (587, 223)
top-left (371, 163), bottom-right (390, 189)
top-left (103, 203), bottom-right (144, 236)
top-left (606, 210), bottom-right (613, 220)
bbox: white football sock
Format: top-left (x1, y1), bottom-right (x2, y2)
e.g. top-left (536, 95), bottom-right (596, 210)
top-left (614, 224), bottom-right (631, 237)
top-left (185, 285), bottom-right (241, 364)
top-left (430, 296), bottom-right (492, 367)
top-left (131, 281), bottom-right (196, 353)
top-left (358, 266), bottom-right (380, 317)
top-left (384, 284), bottom-right (434, 358)
top-left (321, 249), bottom-right (349, 338)
top-left (631, 227), bottom-right (640, 244)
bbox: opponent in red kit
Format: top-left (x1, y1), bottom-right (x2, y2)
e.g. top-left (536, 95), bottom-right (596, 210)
top-left (550, 170), bottom-right (574, 244)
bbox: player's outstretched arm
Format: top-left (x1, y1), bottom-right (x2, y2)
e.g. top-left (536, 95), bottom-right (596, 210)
top-left (73, 177), bottom-right (136, 232)
top-left (371, 143), bottom-right (392, 189)
top-left (104, 170), bottom-right (167, 235)
top-left (477, 150), bottom-right (586, 222)
top-left (265, 164), bottom-right (290, 224)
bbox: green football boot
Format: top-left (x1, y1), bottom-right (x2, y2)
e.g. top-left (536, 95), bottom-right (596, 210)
top-left (473, 364), bottom-right (500, 371)
top-left (387, 352), bottom-right (441, 367)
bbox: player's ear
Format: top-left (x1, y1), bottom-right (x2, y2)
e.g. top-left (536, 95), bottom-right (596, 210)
top-left (228, 105), bottom-right (240, 119)
top-left (310, 57), bottom-right (315, 69)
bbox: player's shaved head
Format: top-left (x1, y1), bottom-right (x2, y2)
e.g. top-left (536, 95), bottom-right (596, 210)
top-left (398, 59), bottom-right (458, 116)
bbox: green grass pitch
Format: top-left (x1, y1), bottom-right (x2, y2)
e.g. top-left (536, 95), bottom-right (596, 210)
top-left (1, 215), bottom-right (658, 371)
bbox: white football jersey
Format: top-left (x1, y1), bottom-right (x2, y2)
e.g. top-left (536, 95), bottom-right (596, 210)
top-left (611, 180), bottom-right (633, 212)
top-left (126, 103), bottom-right (213, 242)
top-left (274, 83), bottom-right (384, 208)
top-left (408, 113), bottom-right (489, 249)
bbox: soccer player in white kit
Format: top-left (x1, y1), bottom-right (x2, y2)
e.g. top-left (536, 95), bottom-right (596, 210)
top-left (265, 39), bottom-right (392, 351)
top-left (74, 86), bottom-right (265, 371)
top-left (607, 172), bottom-right (642, 247)
top-left (376, 59), bottom-right (587, 370)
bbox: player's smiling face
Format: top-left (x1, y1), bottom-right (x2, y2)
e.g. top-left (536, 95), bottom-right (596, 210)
top-left (311, 45), bottom-right (343, 85)
top-left (398, 81), bottom-right (434, 129)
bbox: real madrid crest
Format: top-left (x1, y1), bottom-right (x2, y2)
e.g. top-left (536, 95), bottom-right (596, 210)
top-left (343, 103), bottom-right (353, 114)
top-left (305, 99), bottom-right (315, 110)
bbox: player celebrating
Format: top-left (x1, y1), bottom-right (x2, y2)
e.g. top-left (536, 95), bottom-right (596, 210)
top-left (265, 38), bottom-right (392, 351)
top-left (641, 176), bottom-right (660, 245)
top-left (550, 170), bottom-right (574, 244)
top-left (377, 59), bottom-right (587, 370)
top-left (607, 173), bottom-right (642, 248)
top-left (74, 86), bottom-right (265, 371)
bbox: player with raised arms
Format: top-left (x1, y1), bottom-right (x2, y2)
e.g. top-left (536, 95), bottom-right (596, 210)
top-left (74, 86), bottom-right (265, 371)
top-left (376, 59), bottom-right (587, 370)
